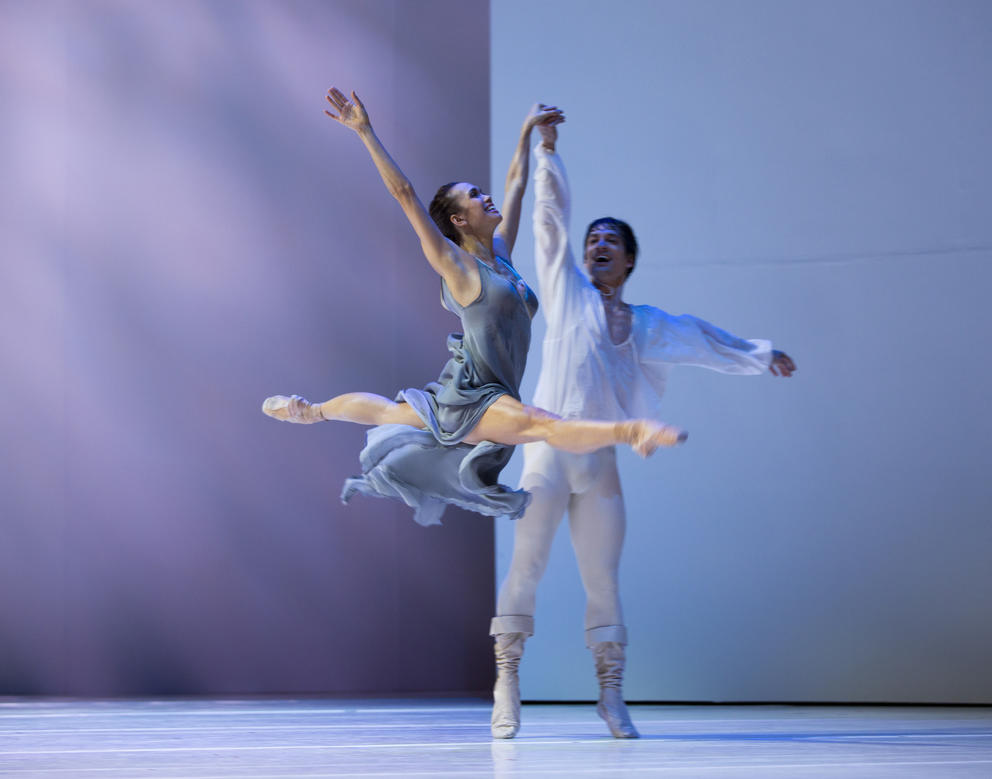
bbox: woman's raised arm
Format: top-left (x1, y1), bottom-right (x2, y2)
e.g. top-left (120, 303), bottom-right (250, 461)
top-left (495, 103), bottom-right (564, 259)
top-left (324, 87), bottom-right (475, 292)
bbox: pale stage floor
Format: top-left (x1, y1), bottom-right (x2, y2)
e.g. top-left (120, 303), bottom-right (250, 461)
top-left (1, 699), bottom-right (990, 778)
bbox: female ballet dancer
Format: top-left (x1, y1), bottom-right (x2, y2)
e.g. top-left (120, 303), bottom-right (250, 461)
top-left (263, 88), bottom-right (686, 527)
top-left (489, 116), bottom-right (795, 738)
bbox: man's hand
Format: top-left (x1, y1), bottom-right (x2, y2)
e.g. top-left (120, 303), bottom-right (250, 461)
top-left (530, 103), bottom-right (564, 151)
top-left (769, 350), bottom-right (796, 377)
top-left (537, 120), bottom-right (558, 151)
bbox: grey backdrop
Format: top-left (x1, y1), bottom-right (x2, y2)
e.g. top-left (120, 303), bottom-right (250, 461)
top-left (492, 0), bottom-right (992, 703)
top-left (0, 0), bottom-right (495, 696)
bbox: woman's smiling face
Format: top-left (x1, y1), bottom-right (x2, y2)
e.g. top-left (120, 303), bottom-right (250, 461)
top-left (450, 183), bottom-right (502, 236)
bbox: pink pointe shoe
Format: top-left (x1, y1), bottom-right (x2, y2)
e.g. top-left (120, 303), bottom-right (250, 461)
top-left (629, 420), bottom-right (688, 457)
top-left (262, 395), bottom-right (325, 424)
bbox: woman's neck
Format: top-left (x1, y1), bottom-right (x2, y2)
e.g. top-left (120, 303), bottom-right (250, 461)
top-left (460, 235), bottom-right (496, 264)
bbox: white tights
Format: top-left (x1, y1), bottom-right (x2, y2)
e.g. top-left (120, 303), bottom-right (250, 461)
top-left (496, 443), bottom-right (626, 630)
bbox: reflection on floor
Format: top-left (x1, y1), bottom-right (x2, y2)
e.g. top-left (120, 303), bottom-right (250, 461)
top-left (1, 698), bottom-right (990, 777)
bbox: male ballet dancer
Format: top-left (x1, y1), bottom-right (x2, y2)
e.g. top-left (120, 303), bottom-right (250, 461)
top-left (489, 116), bottom-right (796, 739)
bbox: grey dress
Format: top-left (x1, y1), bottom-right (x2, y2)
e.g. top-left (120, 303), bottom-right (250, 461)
top-left (342, 257), bottom-right (539, 526)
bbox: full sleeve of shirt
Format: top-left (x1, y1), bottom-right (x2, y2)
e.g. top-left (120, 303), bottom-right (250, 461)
top-left (531, 145), bottom-right (587, 335)
top-left (530, 145), bottom-right (608, 419)
top-left (627, 308), bottom-right (773, 418)
top-left (636, 308), bottom-right (772, 375)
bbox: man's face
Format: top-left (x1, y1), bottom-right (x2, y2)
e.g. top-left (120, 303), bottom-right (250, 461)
top-left (583, 226), bottom-right (634, 289)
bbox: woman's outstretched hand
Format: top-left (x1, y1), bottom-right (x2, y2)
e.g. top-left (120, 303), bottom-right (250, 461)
top-left (324, 87), bottom-right (370, 132)
top-left (527, 103), bottom-right (564, 130)
top-left (529, 102), bottom-right (564, 125)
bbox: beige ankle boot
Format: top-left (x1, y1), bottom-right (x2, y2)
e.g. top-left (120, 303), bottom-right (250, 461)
top-left (587, 625), bottom-right (639, 738)
top-left (489, 616), bottom-right (534, 739)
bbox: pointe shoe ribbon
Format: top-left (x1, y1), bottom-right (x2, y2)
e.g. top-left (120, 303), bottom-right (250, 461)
top-left (262, 395), bottom-right (325, 423)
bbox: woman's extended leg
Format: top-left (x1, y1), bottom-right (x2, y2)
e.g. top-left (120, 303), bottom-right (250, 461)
top-left (266, 392), bottom-right (685, 454)
top-left (467, 396), bottom-right (685, 456)
top-left (262, 393), bottom-right (423, 427)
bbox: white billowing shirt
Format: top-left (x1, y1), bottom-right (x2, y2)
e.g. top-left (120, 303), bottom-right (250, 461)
top-left (530, 145), bottom-right (773, 423)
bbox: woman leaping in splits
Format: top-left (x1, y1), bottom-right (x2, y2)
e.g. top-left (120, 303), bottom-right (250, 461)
top-left (263, 88), bottom-right (686, 527)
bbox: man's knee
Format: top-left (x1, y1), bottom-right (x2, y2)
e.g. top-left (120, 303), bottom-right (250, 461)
top-left (508, 548), bottom-right (551, 584)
